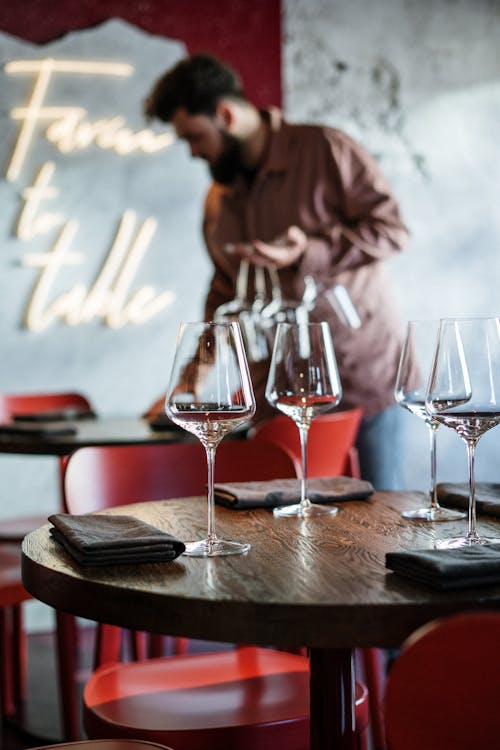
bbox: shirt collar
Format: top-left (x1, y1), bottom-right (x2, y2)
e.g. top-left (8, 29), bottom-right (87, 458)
top-left (215, 108), bottom-right (289, 197)
top-left (260, 107), bottom-right (288, 174)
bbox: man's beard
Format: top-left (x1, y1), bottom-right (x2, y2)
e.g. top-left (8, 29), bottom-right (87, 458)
top-left (209, 131), bottom-right (243, 185)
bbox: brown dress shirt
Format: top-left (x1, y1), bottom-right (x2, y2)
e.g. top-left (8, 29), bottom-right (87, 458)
top-left (203, 109), bottom-right (410, 423)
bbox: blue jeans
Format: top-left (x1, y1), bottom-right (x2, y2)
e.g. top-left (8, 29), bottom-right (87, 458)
top-left (355, 405), bottom-right (406, 490)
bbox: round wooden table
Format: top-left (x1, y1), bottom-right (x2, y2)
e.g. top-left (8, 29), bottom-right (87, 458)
top-left (22, 491), bottom-right (500, 749)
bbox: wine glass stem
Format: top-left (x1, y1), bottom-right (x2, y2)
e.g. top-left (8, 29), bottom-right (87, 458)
top-left (428, 422), bottom-right (439, 510)
top-left (205, 445), bottom-right (217, 546)
top-left (299, 424), bottom-right (311, 508)
top-left (465, 438), bottom-right (480, 542)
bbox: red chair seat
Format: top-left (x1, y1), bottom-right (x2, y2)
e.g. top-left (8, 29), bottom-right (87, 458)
top-left (84, 647), bottom-right (369, 750)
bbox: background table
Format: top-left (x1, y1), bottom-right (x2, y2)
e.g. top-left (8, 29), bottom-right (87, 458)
top-left (0, 416), bottom-right (186, 457)
top-left (22, 491), bottom-right (500, 749)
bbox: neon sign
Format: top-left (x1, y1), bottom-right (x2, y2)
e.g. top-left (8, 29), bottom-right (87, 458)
top-left (5, 57), bottom-right (177, 331)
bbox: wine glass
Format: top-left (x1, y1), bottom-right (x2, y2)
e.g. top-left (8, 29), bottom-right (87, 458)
top-left (425, 317), bottom-right (500, 548)
top-left (165, 321), bottom-right (256, 556)
top-left (395, 320), bottom-right (466, 521)
top-left (265, 321), bottom-right (342, 517)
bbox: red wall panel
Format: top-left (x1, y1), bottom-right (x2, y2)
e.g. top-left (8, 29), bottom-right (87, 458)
top-left (0, 0), bottom-right (282, 107)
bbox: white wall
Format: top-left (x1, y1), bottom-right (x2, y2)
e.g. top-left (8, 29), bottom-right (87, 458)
top-left (283, 0), bottom-right (500, 490)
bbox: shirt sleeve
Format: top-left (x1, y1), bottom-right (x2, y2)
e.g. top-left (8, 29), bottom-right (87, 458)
top-left (202, 185), bottom-right (234, 321)
top-left (299, 130), bottom-right (409, 277)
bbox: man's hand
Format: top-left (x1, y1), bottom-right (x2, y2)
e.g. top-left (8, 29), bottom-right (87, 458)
top-left (228, 226), bottom-right (307, 269)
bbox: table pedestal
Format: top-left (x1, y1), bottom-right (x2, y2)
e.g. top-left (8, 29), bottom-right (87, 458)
top-left (310, 647), bottom-right (356, 750)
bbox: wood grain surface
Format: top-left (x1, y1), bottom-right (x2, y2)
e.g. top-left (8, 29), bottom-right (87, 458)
top-left (22, 491), bottom-right (500, 649)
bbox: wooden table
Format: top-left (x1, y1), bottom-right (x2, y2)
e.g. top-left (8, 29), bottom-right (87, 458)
top-left (0, 416), bottom-right (185, 456)
top-left (22, 491), bottom-right (500, 749)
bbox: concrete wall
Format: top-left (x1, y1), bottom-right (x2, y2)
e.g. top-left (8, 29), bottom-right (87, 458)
top-left (284, 0), bottom-right (500, 491)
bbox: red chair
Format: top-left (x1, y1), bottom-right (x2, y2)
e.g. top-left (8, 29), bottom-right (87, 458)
top-left (0, 391), bottom-right (92, 422)
top-left (0, 544), bottom-right (31, 718)
top-left (0, 391), bottom-right (94, 736)
top-left (63, 439), bottom-right (301, 660)
top-left (0, 390), bottom-right (94, 539)
top-left (384, 611), bottom-right (500, 750)
top-left (63, 439), bottom-right (301, 513)
top-left (252, 406), bottom-right (364, 478)
top-left (83, 649), bottom-right (369, 750)
top-left (63, 440), bottom-right (370, 750)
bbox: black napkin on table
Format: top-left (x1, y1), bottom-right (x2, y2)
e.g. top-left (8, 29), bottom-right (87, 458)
top-left (437, 482), bottom-right (500, 518)
top-left (386, 545), bottom-right (500, 590)
top-left (49, 513), bottom-right (185, 566)
top-left (147, 414), bottom-right (182, 432)
top-left (0, 421), bottom-right (77, 437)
top-left (214, 476), bottom-right (374, 509)
top-left (13, 407), bottom-right (96, 422)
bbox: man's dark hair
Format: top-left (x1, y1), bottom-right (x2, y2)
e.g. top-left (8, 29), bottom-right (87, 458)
top-left (144, 54), bottom-right (245, 122)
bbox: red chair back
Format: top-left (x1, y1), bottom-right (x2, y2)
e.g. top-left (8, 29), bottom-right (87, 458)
top-left (384, 611), bottom-right (500, 750)
top-left (63, 439), bottom-right (299, 514)
top-left (252, 407), bottom-right (363, 478)
top-left (0, 391), bottom-right (93, 422)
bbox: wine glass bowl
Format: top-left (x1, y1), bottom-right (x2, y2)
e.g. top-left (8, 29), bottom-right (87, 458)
top-left (265, 321), bottom-right (342, 517)
top-left (395, 320), bottom-right (466, 522)
top-left (165, 321), bottom-right (256, 556)
top-left (425, 317), bottom-right (500, 548)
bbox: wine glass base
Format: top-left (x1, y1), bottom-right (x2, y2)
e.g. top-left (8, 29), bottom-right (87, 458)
top-left (273, 502), bottom-right (339, 518)
top-left (435, 535), bottom-right (500, 549)
top-left (183, 538), bottom-right (251, 557)
top-left (402, 506), bottom-right (467, 522)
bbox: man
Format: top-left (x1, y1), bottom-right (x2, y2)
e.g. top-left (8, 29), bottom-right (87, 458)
top-left (145, 53), bottom-right (410, 489)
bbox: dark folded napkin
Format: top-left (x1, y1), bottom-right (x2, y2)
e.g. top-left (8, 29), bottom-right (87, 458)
top-left (147, 414), bottom-right (181, 432)
top-left (48, 513), bottom-right (185, 566)
top-left (13, 408), bottom-right (96, 422)
top-left (0, 421), bottom-right (77, 437)
top-left (214, 476), bottom-right (374, 509)
top-left (437, 482), bottom-right (500, 518)
top-left (386, 545), bottom-right (500, 590)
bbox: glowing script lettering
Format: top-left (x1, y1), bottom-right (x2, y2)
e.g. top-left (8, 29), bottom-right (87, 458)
top-left (23, 209), bottom-right (175, 331)
top-left (45, 114), bottom-right (175, 154)
top-left (5, 58), bottom-right (174, 181)
top-left (4, 56), bottom-right (179, 331)
top-left (16, 161), bottom-right (64, 240)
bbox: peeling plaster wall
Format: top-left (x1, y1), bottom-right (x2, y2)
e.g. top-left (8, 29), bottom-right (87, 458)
top-left (284, 0), bottom-right (500, 492)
